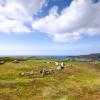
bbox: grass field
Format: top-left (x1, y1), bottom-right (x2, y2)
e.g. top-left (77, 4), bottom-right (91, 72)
top-left (0, 59), bottom-right (100, 100)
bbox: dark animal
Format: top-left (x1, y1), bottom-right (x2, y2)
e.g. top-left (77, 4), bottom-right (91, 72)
top-left (40, 69), bottom-right (46, 77)
top-left (40, 69), bottom-right (52, 77)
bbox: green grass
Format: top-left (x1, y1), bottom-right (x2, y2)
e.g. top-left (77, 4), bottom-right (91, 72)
top-left (0, 59), bottom-right (100, 100)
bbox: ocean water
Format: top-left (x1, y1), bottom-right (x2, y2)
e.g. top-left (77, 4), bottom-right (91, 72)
top-left (49, 56), bottom-right (67, 59)
top-left (0, 55), bottom-right (67, 59)
top-left (33, 55), bottom-right (67, 59)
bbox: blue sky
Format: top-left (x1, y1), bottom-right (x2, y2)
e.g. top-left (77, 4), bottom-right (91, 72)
top-left (0, 0), bottom-right (100, 55)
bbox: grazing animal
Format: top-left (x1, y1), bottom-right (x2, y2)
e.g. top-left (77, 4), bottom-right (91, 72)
top-left (40, 69), bottom-right (52, 77)
top-left (19, 70), bottom-right (34, 77)
top-left (45, 70), bottom-right (51, 75)
top-left (56, 62), bottom-right (64, 70)
top-left (0, 61), bottom-right (5, 65)
top-left (57, 64), bottom-right (64, 70)
top-left (60, 62), bottom-right (64, 67)
top-left (40, 69), bottom-right (46, 77)
top-left (12, 60), bottom-right (19, 63)
top-left (55, 62), bottom-right (59, 66)
top-left (49, 69), bottom-right (54, 73)
top-left (19, 72), bottom-right (25, 76)
top-left (47, 62), bottom-right (49, 64)
top-left (29, 70), bottom-right (34, 77)
top-left (57, 66), bottom-right (61, 70)
top-left (47, 62), bottom-right (53, 64)
top-left (66, 64), bottom-right (72, 67)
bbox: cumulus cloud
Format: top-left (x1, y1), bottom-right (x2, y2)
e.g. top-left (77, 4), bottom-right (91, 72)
top-left (32, 0), bottom-right (100, 42)
top-left (0, 0), bottom-right (48, 34)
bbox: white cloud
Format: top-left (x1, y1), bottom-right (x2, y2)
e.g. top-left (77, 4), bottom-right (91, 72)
top-left (0, 0), bottom-right (48, 34)
top-left (52, 32), bottom-right (81, 42)
top-left (32, 0), bottom-right (100, 42)
top-left (0, 19), bottom-right (30, 33)
top-left (0, 0), bottom-right (100, 42)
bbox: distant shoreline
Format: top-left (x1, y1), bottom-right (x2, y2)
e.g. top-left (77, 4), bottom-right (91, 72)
top-left (0, 53), bottom-right (100, 60)
top-left (0, 55), bottom-right (67, 59)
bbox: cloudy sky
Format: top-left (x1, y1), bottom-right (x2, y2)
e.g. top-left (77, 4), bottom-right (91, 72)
top-left (0, 0), bottom-right (100, 55)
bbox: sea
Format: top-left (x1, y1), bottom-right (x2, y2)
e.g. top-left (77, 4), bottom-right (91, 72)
top-left (0, 55), bottom-right (67, 60)
top-left (33, 55), bottom-right (67, 59)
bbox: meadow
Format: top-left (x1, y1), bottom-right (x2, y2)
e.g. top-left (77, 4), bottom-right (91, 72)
top-left (0, 59), bottom-right (100, 100)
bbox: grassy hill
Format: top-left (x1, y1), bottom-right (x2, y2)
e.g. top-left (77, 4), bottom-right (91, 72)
top-left (0, 59), bottom-right (100, 100)
top-left (66, 53), bottom-right (100, 61)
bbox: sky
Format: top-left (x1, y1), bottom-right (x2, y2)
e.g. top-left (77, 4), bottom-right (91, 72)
top-left (0, 0), bottom-right (100, 56)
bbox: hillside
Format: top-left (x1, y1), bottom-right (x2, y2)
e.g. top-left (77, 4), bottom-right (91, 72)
top-left (0, 59), bottom-right (100, 100)
top-left (66, 53), bottom-right (100, 61)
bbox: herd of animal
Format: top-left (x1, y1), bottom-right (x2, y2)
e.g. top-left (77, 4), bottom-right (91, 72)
top-left (19, 61), bottom-right (72, 77)
top-left (0, 60), bottom-right (72, 77)
top-left (0, 59), bottom-right (99, 78)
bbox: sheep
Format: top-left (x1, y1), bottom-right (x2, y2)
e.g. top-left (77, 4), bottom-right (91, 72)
top-left (0, 61), bottom-right (5, 65)
top-left (12, 60), bottom-right (19, 63)
top-left (19, 72), bottom-right (25, 77)
top-left (55, 62), bottom-right (59, 66)
top-left (56, 62), bottom-right (65, 70)
top-left (47, 62), bottom-right (50, 64)
top-left (40, 69), bottom-right (53, 77)
top-left (49, 69), bottom-right (54, 73)
top-left (40, 69), bottom-right (46, 77)
top-left (66, 64), bottom-right (72, 67)
top-left (28, 70), bottom-right (35, 77)
top-left (60, 62), bottom-right (64, 67)
top-left (19, 70), bottom-right (34, 77)
top-left (57, 65), bottom-right (64, 70)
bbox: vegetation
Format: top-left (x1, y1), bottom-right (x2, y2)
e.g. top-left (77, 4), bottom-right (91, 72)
top-left (66, 53), bottom-right (100, 61)
top-left (0, 57), bottom-right (28, 62)
top-left (0, 59), bottom-right (100, 100)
